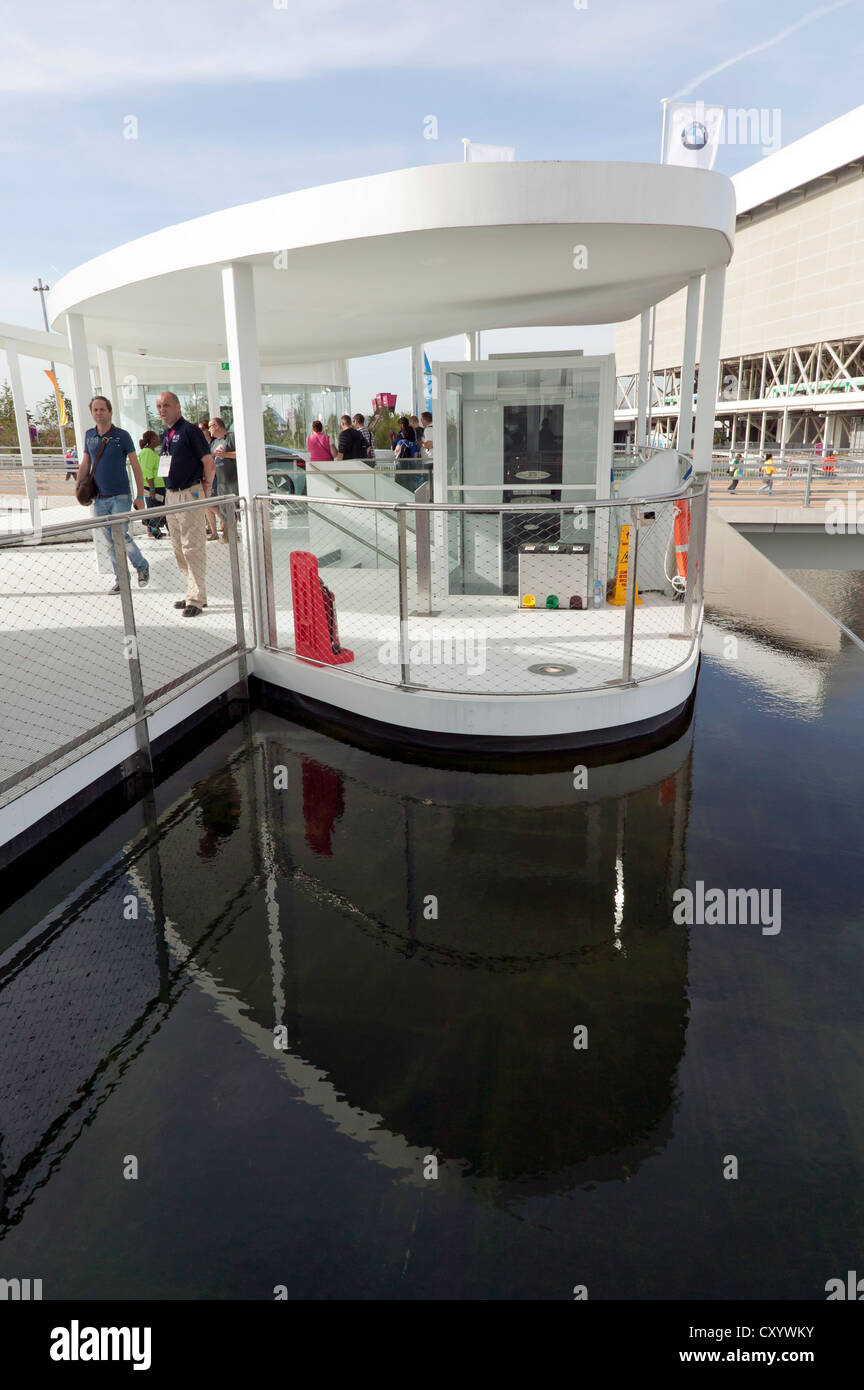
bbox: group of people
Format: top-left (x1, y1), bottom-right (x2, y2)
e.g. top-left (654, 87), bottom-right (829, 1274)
top-left (305, 414), bottom-right (375, 463)
top-left (77, 392), bottom-right (238, 617)
top-left (76, 394), bottom-right (433, 614)
top-left (726, 451), bottom-right (777, 492)
top-left (306, 410), bottom-right (433, 490)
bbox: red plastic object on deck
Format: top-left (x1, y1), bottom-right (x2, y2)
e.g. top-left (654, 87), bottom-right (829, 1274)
top-left (289, 551), bottom-right (354, 665)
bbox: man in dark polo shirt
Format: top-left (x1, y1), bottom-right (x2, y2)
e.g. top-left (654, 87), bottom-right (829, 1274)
top-left (156, 391), bottom-right (213, 617)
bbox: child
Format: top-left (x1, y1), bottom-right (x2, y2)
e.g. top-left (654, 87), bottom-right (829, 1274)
top-left (757, 453), bottom-right (777, 493)
top-left (139, 430), bottom-right (168, 536)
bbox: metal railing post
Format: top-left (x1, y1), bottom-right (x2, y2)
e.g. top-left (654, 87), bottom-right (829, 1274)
top-left (224, 501), bottom-right (249, 695)
top-left (803, 458), bottom-right (814, 508)
top-left (112, 521), bottom-right (152, 776)
top-left (621, 505), bottom-right (639, 683)
top-left (697, 484), bottom-right (708, 625)
top-left (682, 482), bottom-right (708, 637)
top-left (413, 481), bottom-right (433, 614)
top-left (257, 497), bottom-right (279, 647)
top-left (396, 505), bottom-right (410, 686)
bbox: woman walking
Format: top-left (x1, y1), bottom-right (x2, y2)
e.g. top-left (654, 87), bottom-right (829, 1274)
top-left (306, 419), bottom-right (334, 464)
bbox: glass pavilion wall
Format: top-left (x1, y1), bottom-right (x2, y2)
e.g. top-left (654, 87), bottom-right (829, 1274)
top-left (141, 383), bottom-right (349, 446)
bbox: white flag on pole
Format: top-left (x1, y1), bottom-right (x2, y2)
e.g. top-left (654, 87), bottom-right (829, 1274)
top-left (463, 140), bottom-right (515, 163)
top-left (664, 101), bottom-right (724, 169)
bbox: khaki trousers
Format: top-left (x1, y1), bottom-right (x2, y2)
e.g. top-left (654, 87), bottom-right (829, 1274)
top-left (166, 488), bottom-right (207, 607)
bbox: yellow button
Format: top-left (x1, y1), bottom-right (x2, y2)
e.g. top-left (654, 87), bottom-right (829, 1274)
top-left (522, 593), bottom-right (536, 608)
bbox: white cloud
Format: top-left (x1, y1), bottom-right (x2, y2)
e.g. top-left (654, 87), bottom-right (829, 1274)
top-left (672, 0), bottom-right (856, 98)
top-left (0, 0), bottom-right (719, 95)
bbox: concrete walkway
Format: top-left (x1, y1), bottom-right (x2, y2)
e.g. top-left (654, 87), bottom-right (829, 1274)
top-left (0, 533), bottom-right (251, 803)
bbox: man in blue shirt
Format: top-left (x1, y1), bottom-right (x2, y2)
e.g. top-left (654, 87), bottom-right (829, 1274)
top-left (156, 391), bottom-right (213, 617)
top-left (81, 395), bottom-right (149, 594)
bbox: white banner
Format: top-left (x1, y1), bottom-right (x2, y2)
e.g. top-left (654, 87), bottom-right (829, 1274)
top-left (465, 141), bottom-right (515, 163)
top-left (664, 101), bottom-right (724, 169)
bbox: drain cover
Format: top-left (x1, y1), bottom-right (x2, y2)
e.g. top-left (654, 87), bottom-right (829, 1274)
top-left (528, 662), bottom-right (576, 676)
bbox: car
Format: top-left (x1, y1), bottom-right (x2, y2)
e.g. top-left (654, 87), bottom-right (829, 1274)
top-left (265, 444), bottom-right (308, 496)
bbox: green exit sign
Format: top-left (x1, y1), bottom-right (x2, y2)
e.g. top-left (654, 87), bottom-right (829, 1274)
top-left (221, 362), bottom-right (229, 371)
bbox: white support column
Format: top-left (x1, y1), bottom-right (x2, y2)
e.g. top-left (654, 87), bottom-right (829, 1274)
top-left (222, 263), bottom-right (267, 498)
top-left (779, 406), bottom-right (790, 457)
top-left (823, 412), bottom-right (835, 452)
top-left (692, 266), bottom-right (726, 476)
top-left (95, 345), bottom-right (118, 409)
top-left (677, 275), bottom-right (700, 455)
top-left (65, 312), bottom-right (93, 460)
top-left (636, 309), bottom-right (651, 447)
top-left (409, 343), bottom-right (424, 418)
top-left (205, 363), bottom-right (222, 421)
top-left (4, 339), bottom-right (40, 530)
top-left (759, 410), bottom-right (767, 450)
top-left (117, 381), bottom-right (148, 442)
top-left (222, 262), bottom-right (267, 634)
top-left (463, 332), bottom-right (478, 362)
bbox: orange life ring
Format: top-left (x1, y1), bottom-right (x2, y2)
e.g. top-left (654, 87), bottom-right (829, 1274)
top-left (672, 499), bottom-right (690, 581)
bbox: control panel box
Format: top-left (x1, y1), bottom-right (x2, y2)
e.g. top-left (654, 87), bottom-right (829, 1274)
top-left (518, 543), bottom-right (591, 609)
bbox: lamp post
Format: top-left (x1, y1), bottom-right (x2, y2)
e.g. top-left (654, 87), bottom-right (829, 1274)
top-left (32, 276), bottom-right (68, 456)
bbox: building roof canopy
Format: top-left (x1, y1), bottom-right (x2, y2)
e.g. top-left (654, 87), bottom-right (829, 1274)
top-left (48, 162), bottom-right (734, 366)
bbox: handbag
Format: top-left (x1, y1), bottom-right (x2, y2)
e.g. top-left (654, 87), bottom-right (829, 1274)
top-left (75, 426), bottom-right (116, 506)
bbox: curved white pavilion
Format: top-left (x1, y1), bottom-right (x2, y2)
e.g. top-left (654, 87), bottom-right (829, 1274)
top-left (39, 160), bottom-right (735, 753)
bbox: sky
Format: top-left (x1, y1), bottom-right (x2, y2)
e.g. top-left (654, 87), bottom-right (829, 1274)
top-left (1, 0), bottom-right (862, 412)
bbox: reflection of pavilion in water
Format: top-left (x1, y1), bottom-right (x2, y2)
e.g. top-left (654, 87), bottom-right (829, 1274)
top-left (0, 712), bottom-right (695, 1226)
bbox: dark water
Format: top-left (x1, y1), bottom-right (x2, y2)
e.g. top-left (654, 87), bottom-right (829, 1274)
top-left (785, 569), bottom-right (864, 643)
top-left (1, 589), bottom-right (863, 1299)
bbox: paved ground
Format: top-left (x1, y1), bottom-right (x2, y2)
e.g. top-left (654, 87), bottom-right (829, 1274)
top-left (708, 478), bottom-right (844, 507)
top-left (0, 469), bottom-right (77, 496)
top-left (0, 533), bottom-right (252, 805)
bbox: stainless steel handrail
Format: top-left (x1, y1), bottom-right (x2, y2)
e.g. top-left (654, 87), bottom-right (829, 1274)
top-left (0, 493), bottom-right (241, 547)
top-left (254, 479), bottom-right (707, 513)
top-left (255, 481), bottom-right (708, 698)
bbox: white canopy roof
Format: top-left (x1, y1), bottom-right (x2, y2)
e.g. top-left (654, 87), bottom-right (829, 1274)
top-left (48, 161), bottom-right (735, 366)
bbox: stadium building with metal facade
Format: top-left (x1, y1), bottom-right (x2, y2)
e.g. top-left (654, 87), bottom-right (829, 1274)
top-left (615, 104), bottom-right (864, 458)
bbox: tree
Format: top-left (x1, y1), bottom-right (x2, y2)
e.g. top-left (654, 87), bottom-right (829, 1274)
top-left (0, 382), bottom-right (17, 446)
top-left (262, 405), bottom-right (286, 446)
top-left (371, 407), bottom-right (401, 450)
top-left (33, 391), bottom-right (72, 449)
top-left (180, 389), bottom-right (209, 426)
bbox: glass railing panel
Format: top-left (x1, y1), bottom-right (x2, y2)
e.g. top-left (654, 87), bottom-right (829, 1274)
top-left (258, 481), bottom-right (707, 698)
top-left (264, 496), bottom-right (402, 685)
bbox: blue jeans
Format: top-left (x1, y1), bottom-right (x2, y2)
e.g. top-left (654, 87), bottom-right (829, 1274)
top-left (93, 494), bottom-right (148, 577)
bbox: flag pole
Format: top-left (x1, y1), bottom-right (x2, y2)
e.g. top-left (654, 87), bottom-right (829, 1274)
top-left (646, 100), bottom-right (671, 450)
top-left (660, 97), bottom-right (670, 162)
